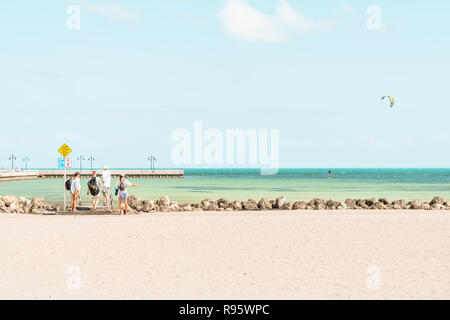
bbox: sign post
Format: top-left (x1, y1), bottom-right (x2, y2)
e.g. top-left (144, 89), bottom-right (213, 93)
top-left (58, 144), bottom-right (72, 210)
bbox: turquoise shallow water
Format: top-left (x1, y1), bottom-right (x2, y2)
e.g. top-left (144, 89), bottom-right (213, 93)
top-left (0, 169), bottom-right (449, 204)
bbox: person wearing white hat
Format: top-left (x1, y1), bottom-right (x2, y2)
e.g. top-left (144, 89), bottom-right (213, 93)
top-left (102, 165), bottom-right (112, 206)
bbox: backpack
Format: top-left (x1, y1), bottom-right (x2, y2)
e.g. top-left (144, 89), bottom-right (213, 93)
top-left (88, 177), bottom-right (100, 196)
top-left (118, 180), bottom-right (126, 192)
top-left (65, 178), bottom-right (72, 191)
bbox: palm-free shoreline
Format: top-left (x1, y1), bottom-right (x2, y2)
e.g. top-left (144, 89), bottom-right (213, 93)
top-left (1, 194), bottom-right (449, 214)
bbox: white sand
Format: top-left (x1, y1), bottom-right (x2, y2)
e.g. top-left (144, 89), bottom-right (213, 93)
top-left (0, 210), bottom-right (449, 300)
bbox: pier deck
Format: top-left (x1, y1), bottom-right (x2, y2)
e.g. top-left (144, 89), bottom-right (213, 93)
top-left (0, 169), bottom-right (184, 181)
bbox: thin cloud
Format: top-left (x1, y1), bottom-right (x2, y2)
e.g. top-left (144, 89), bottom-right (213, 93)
top-left (69, 0), bottom-right (141, 24)
top-left (219, 0), bottom-right (334, 42)
top-left (337, 3), bottom-right (357, 17)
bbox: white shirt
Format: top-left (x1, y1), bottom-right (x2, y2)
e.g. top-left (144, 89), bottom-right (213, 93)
top-left (102, 170), bottom-right (111, 188)
top-left (71, 177), bottom-right (81, 194)
top-left (115, 179), bottom-right (132, 194)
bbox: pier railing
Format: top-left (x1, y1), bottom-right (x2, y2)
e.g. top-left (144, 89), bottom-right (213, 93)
top-left (38, 169), bottom-right (184, 178)
top-left (0, 169), bottom-right (184, 180)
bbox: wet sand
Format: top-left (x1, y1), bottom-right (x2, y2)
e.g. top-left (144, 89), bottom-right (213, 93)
top-left (0, 210), bottom-right (449, 299)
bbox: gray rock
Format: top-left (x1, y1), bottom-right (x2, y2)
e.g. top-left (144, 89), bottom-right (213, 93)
top-left (206, 203), bottom-right (220, 211)
top-left (23, 204), bottom-right (32, 214)
top-left (258, 198), bottom-right (272, 210)
top-left (127, 207), bottom-right (137, 214)
top-left (307, 198), bottom-right (326, 210)
top-left (181, 204), bottom-right (193, 212)
top-left (228, 201), bottom-right (243, 211)
top-left (430, 196), bottom-right (444, 205)
top-left (345, 199), bottom-right (356, 207)
top-left (326, 200), bottom-right (340, 210)
top-left (431, 203), bottom-right (443, 210)
top-left (408, 200), bottom-right (424, 210)
top-left (356, 199), bottom-right (369, 209)
top-left (201, 198), bottom-right (214, 209)
top-left (1, 195), bottom-right (17, 206)
top-left (31, 198), bottom-right (49, 210)
top-left (157, 195), bottom-right (170, 207)
top-left (158, 205), bottom-right (169, 212)
top-left (217, 198), bottom-right (229, 209)
top-left (292, 201), bottom-right (307, 210)
top-left (281, 202), bottom-right (293, 210)
top-left (338, 202), bottom-right (348, 210)
top-left (142, 200), bottom-right (155, 212)
top-left (135, 201), bottom-right (144, 212)
top-left (168, 203), bottom-right (181, 212)
top-left (344, 199), bottom-right (358, 210)
top-left (274, 197), bottom-right (286, 209)
top-left (242, 200), bottom-right (258, 210)
top-left (365, 198), bottom-right (377, 207)
top-left (126, 195), bottom-right (140, 209)
top-left (9, 201), bottom-right (20, 213)
top-left (391, 200), bottom-right (406, 208)
top-left (31, 208), bottom-right (46, 214)
top-left (3, 206), bottom-right (12, 213)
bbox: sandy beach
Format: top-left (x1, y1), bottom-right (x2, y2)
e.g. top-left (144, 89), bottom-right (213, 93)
top-left (0, 210), bottom-right (449, 300)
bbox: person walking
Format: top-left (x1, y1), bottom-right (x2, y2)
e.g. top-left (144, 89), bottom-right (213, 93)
top-left (101, 165), bottom-right (112, 206)
top-left (87, 170), bottom-right (102, 211)
top-left (70, 172), bottom-right (81, 212)
top-left (115, 174), bottom-right (138, 215)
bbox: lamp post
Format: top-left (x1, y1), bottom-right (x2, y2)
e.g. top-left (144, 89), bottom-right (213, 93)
top-left (77, 156), bottom-right (85, 170)
top-left (87, 156), bottom-right (95, 170)
top-left (148, 155), bottom-right (157, 170)
top-left (9, 155), bottom-right (17, 169)
top-left (23, 156), bottom-right (30, 170)
top-left (148, 156), bottom-right (152, 170)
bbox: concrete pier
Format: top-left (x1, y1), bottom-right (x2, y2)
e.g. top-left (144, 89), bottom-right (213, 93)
top-left (0, 169), bottom-right (184, 181)
top-left (0, 170), bottom-right (39, 181)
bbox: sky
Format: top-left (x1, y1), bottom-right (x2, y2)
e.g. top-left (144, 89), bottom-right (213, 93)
top-left (1, 0), bottom-right (449, 169)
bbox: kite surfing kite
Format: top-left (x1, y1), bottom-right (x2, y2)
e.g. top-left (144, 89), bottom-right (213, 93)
top-left (381, 95), bottom-right (394, 108)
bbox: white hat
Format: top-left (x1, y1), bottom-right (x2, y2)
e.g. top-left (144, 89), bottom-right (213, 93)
top-left (103, 165), bottom-right (109, 170)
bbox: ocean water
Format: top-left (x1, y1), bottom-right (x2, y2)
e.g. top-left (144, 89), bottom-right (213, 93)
top-left (0, 169), bottom-right (449, 204)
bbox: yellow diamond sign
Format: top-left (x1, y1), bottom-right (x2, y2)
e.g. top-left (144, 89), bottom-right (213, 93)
top-left (58, 144), bottom-right (72, 158)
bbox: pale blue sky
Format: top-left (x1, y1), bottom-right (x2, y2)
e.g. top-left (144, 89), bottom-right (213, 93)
top-left (1, 0), bottom-right (449, 168)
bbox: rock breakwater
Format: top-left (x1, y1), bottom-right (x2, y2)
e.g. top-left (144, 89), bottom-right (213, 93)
top-left (125, 195), bottom-right (450, 213)
top-left (1, 195), bottom-right (449, 214)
